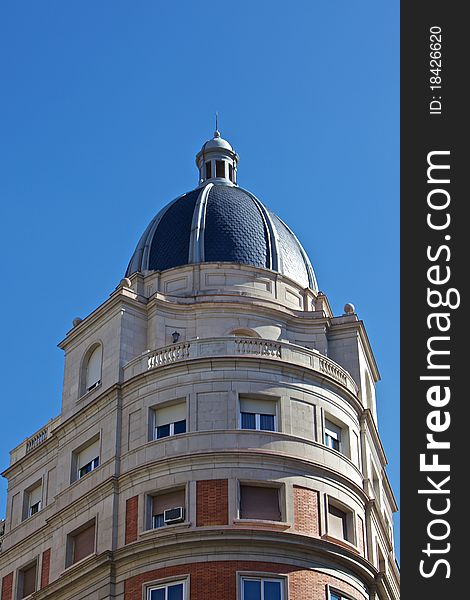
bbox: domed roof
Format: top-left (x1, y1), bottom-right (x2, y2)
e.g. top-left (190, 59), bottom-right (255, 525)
top-left (126, 131), bottom-right (318, 291)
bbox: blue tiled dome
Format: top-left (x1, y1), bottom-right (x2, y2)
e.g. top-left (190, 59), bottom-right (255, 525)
top-left (126, 182), bottom-right (317, 291)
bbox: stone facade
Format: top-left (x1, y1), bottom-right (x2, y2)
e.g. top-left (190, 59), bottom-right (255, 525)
top-left (0, 135), bottom-right (399, 600)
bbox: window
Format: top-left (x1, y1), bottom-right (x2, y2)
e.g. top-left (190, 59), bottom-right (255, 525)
top-left (327, 501), bottom-right (354, 544)
top-left (240, 398), bottom-right (277, 432)
top-left (147, 580), bottom-right (186, 600)
top-left (239, 485), bottom-right (282, 521)
top-left (329, 591), bottom-right (350, 600)
top-left (228, 163), bottom-right (234, 182)
top-left (216, 160), bottom-right (225, 178)
top-left (154, 402), bottom-right (186, 440)
top-left (17, 561), bottom-right (37, 598)
top-left (73, 437), bottom-right (100, 482)
top-left (24, 482), bottom-right (42, 519)
top-left (324, 419), bottom-right (342, 452)
top-left (84, 344), bottom-right (102, 393)
top-left (241, 577), bottom-right (284, 600)
top-left (151, 488), bottom-right (185, 529)
top-left (205, 161), bottom-right (212, 179)
top-left (67, 520), bottom-right (96, 566)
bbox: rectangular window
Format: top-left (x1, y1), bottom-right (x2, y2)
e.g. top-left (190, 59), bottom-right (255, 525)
top-left (68, 521), bottom-right (96, 565)
top-left (240, 398), bottom-right (277, 432)
top-left (151, 488), bottom-right (185, 529)
top-left (26, 483), bottom-right (42, 518)
top-left (241, 577), bottom-right (284, 600)
top-left (239, 485), bottom-right (282, 521)
top-left (154, 403), bottom-right (187, 440)
top-left (205, 161), bottom-right (212, 179)
top-left (228, 163), bottom-right (234, 182)
top-left (216, 160), bottom-right (225, 178)
top-left (148, 580), bottom-right (186, 600)
top-left (18, 562), bottom-right (37, 599)
top-left (76, 438), bottom-right (100, 480)
top-left (324, 419), bottom-right (342, 452)
top-left (327, 502), bottom-right (354, 543)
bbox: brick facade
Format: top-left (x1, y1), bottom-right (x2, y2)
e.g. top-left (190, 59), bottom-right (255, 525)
top-left (293, 485), bottom-right (320, 536)
top-left (1, 572), bottom-right (13, 600)
top-left (40, 548), bottom-right (51, 589)
top-left (125, 495), bottom-right (139, 544)
top-left (124, 561), bottom-right (366, 600)
top-left (196, 479), bottom-right (228, 526)
top-left (357, 515), bottom-right (366, 557)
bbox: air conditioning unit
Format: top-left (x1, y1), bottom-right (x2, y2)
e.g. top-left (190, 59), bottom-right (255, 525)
top-left (164, 507), bottom-right (185, 524)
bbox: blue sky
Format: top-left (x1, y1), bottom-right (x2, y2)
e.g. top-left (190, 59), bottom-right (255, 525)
top-left (0, 1), bottom-right (399, 553)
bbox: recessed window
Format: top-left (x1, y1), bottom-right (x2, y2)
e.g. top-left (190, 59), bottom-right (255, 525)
top-left (239, 484), bottom-right (282, 521)
top-left (24, 482), bottom-right (42, 519)
top-left (73, 437), bottom-right (100, 482)
top-left (150, 488), bottom-right (185, 529)
top-left (324, 419), bottom-right (342, 452)
top-left (327, 501), bottom-right (354, 544)
top-left (241, 577), bottom-right (284, 600)
top-left (205, 161), bottom-right (212, 179)
top-left (216, 160), bottom-right (225, 178)
top-left (67, 520), bottom-right (96, 566)
top-left (240, 398), bottom-right (277, 432)
top-left (153, 402), bottom-right (187, 440)
top-left (228, 163), bottom-right (234, 182)
top-left (17, 561), bottom-right (37, 599)
top-left (147, 580), bottom-right (186, 600)
top-left (84, 344), bottom-right (102, 393)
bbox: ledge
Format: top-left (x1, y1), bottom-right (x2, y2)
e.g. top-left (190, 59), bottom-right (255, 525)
top-left (139, 522), bottom-right (192, 539)
top-left (233, 519), bottom-right (290, 531)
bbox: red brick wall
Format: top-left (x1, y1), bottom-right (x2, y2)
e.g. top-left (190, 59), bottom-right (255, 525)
top-left (125, 495), bottom-right (139, 544)
top-left (293, 486), bottom-right (320, 536)
top-left (40, 548), bottom-right (51, 589)
top-left (124, 561), bottom-right (366, 600)
top-left (196, 479), bottom-right (228, 526)
top-left (357, 515), bottom-right (365, 557)
top-left (1, 572), bottom-right (13, 600)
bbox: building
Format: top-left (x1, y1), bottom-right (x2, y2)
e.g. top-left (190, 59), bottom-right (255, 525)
top-left (0, 130), bottom-right (399, 600)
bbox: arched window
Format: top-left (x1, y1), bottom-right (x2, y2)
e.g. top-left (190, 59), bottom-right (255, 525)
top-left (84, 344), bottom-right (102, 393)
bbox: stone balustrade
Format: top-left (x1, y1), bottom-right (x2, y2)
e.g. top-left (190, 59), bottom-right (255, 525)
top-left (124, 337), bottom-right (358, 395)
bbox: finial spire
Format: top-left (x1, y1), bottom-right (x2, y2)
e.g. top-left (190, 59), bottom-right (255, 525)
top-left (214, 111), bottom-right (220, 138)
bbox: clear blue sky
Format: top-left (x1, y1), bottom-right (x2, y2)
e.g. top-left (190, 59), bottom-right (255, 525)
top-left (0, 1), bottom-right (399, 554)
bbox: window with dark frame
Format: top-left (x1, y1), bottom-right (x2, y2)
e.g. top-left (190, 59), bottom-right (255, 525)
top-left (205, 161), bottom-right (212, 179)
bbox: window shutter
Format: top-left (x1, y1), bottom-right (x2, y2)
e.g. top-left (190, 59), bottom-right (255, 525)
top-left (22, 563), bottom-right (37, 597)
top-left (239, 398), bottom-right (276, 415)
top-left (328, 505), bottom-right (347, 540)
top-left (77, 439), bottom-right (100, 469)
top-left (240, 485), bottom-right (281, 521)
top-left (86, 346), bottom-right (102, 390)
top-left (153, 489), bottom-right (185, 516)
top-left (73, 522), bottom-right (95, 563)
top-left (29, 484), bottom-right (42, 507)
top-left (155, 403), bottom-right (186, 426)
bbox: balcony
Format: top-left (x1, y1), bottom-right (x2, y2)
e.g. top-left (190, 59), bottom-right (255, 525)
top-left (9, 415), bottom-right (61, 465)
top-left (123, 337), bottom-right (358, 395)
